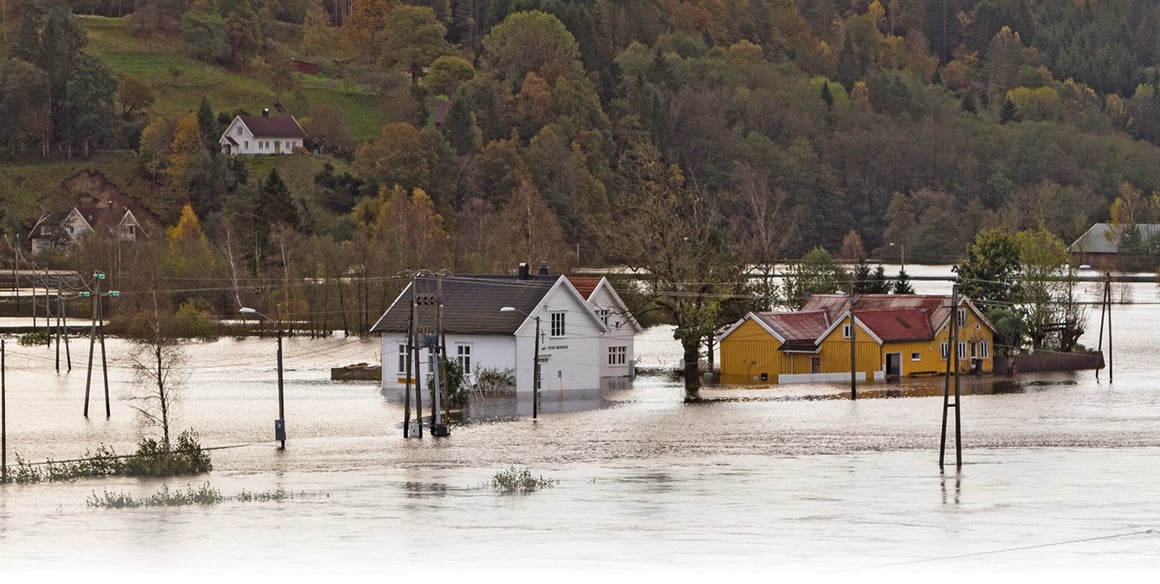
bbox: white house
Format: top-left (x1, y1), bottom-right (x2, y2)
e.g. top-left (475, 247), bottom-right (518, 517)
top-left (30, 203), bottom-right (145, 255)
top-left (219, 110), bottom-right (306, 156)
top-left (567, 275), bottom-right (642, 381)
top-left (370, 271), bottom-right (614, 394)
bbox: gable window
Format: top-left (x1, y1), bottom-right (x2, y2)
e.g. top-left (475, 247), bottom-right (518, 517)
top-left (456, 344), bottom-right (472, 374)
top-left (397, 344), bottom-right (407, 373)
top-left (842, 324), bottom-right (852, 339)
top-left (236, 126), bottom-right (242, 136)
top-left (550, 311), bottom-right (566, 337)
top-left (608, 346), bottom-right (626, 366)
top-left (957, 308), bottom-right (966, 327)
top-left (598, 308), bottom-right (610, 325)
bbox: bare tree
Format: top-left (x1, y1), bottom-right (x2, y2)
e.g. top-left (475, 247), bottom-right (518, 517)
top-left (604, 142), bottom-right (745, 400)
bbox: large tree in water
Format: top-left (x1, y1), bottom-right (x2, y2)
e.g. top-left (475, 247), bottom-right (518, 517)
top-left (604, 142), bottom-right (744, 401)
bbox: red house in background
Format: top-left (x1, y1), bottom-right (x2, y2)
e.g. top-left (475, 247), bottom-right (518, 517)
top-left (290, 58), bottom-right (318, 75)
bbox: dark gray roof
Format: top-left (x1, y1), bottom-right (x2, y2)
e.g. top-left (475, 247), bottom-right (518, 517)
top-left (370, 275), bottom-right (557, 335)
top-left (1069, 223), bottom-right (1160, 254)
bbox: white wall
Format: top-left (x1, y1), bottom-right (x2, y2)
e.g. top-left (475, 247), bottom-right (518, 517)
top-left (589, 285), bottom-right (635, 379)
top-left (511, 290), bottom-right (604, 392)
top-left (380, 334), bottom-right (513, 391)
top-left (221, 118), bottom-right (302, 155)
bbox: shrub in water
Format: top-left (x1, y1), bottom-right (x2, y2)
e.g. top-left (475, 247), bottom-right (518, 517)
top-left (490, 466), bottom-right (559, 494)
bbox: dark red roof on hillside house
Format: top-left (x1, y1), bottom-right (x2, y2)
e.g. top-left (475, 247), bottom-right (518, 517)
top-left (567, 276), bottom-right (602, 300)
top-left (240, 115), bottom-right (306, 138)
top-left (856, 308), bottom-right (935, 342)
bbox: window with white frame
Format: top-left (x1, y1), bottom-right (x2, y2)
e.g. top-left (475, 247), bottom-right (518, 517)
top-left (550, 311), bottom-right (566, 337)
top-left (842, 324), bottom-right (852, 338)
top-left (911, 352), bottom-right (921, 361)
top-left (957, 308), bottom-right (966, 327)
top-left (941, 342), bottom-right (949, 359)
top-left (236, 126), bottom-right (242, 135)
top-left (957, 341), bottom-right (968, 360)
top-left (980, 341), bottom-right (990, 359)
top-left (456, 344), bottom-right (472, 374)
top-left (608, 346), bottom-right (626, 366)
top-left (397, 344), bottom-right (407, 373)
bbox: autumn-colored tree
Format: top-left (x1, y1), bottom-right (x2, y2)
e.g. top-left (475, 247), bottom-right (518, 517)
top-left (352, 184), bottom-right (449, 269)
top-left (301, 0), bottom-right (336, 57)
top-left (493, 180), bottom-right (571, 273)
top-left (117, 74), bottom-right (155, 117)
top-left (166, 114), bottom-right (202, 184)
top-left (838, 229), bottom-right (866, 261)
top-left (354, 121), bottom-right (430, 191)
top-left (255, 45), bottom-right (299, 106)
top-left (302, 103), bottom-right (354, 157)
top-left (341, 0), bottom-right (397, 64)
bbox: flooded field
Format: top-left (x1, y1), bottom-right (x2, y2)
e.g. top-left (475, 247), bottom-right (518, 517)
top-left (2, 275), bottom-right (1160, 578)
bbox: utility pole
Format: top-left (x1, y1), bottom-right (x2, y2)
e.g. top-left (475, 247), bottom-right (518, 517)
top-left (533, 315), bottom-right (541, 419)
top-left (2, 338), bottom-right (7, 484)
top-left (432, 275), bottom-right (449, 436)
top-left (83, 272), bottom-right (101, 418)
top-left (1106, 272), bottom-right (1113, 383)
top-left (83, 272), bottom-right (115, 418)
top-left (403, 274), bottom-right (414, 438)
top-left (848, 291), bottom-right (858, 400)
top-left (940, 285), bottom-right (962, 470)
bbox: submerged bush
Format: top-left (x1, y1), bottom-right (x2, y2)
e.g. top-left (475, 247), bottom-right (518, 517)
top-left (489, 466), bottom-right (559, 494)
top-left (87, 484), bottom-right (321, 508)
top-left (1, 431), bottom-right (212, 484)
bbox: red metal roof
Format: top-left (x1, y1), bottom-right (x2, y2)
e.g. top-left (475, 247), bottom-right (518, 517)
top-left (855, 308), bottom-right (935, 342)
top-left (566, 276), bottom-right (602, 300)
top-left (757, 310), bottom-right (830, 342)
top-left (802, 294), bottom-right (951, 330)
top-left (239, 115), bottom-right (306, 139)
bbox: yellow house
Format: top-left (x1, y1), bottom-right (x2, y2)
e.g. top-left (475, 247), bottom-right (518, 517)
top-left (719, 294), bottom-right (996, 384)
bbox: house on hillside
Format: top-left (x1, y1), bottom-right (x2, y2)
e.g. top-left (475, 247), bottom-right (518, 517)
top-left (30, 202), bottom-right (146, 256)
top-left (719, 294), bottom-right (995, 384)
top-left (567, 274), bottom-right (642, 382)
top-left (371, 265), bottom-right (639, 395)
top-left (219, 109), bottom-right (306, 156)
top-left (1068, 223), bottom-right (1160, 269)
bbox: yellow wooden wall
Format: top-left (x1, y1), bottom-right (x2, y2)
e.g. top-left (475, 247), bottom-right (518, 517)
top-left (719, 319), bottom-right (787, 384)
top-left (816, 323), bottom-right (883, 376)
top-left (719, 307), bottom-right (996, 384)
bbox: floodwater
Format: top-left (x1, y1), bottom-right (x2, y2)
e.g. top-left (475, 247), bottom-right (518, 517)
top-left (1, 273), bottom-right (1160, 579)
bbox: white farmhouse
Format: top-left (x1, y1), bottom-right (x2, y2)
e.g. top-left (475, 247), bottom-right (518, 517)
top-left (371, 270), bottom-right (617, 395)
top-left (567, 275), bottom-right (642, 382)
top-left (30, 203), bottom-right (145, 255)
top-left (219, 109), bottom-right (306, 156)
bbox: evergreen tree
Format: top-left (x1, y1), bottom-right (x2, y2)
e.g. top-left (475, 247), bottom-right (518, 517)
top-left (196, 95), bottom-right (217, 153)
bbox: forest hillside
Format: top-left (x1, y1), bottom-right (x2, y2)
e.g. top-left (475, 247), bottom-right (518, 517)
top-left (3, 1), bottom-right (1160, 334)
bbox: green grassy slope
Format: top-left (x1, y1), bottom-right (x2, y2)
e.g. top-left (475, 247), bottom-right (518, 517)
top-left (2, 17), bottom-right (377, 235)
